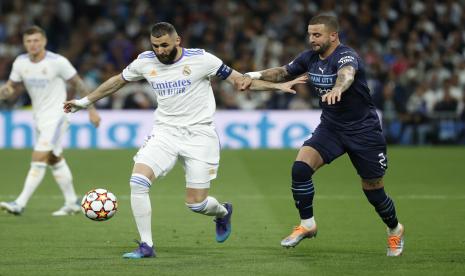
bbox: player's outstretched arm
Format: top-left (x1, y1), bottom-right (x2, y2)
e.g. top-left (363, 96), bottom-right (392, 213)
top-left (321, 66), bottom-right (355, 105)
top-left (248, 75), bottom-right (308, 94)
top-left (67, 75), bottom-right (101, 127)
top-left (236, 66), bottom-right (292, 91)
top-left (0, 80), bottom-right (20, 100)
top-left (228, 70), bottom-right (307, 94)
top-left (64, 74), bottom-right (126, 113)
top-left (259, 66), bottom-right (293, 82)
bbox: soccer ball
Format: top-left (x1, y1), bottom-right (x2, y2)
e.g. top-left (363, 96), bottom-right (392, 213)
top-left (81, 188), bottom-right (118, 221)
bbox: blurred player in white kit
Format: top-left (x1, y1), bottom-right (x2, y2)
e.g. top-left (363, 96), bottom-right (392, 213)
top-left (64, 22), bottom-right (306, 258)
top-left (0, 26), bottom-right (101, 216)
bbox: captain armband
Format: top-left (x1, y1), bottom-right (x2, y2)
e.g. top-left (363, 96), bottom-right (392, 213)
top-left (215, 63), bottom-right (233, 80)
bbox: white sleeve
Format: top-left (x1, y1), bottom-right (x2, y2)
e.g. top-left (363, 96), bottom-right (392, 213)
top-left (121, 59), bottom-right (144, 82)
top-left (204, 52), bottom-right (232, 80)
top-left (57, 56), bottom-right (78, 80)
top-left (204, 52), bottom-right (223, 77)
top-left (9, 59), bottom-right (22, 82)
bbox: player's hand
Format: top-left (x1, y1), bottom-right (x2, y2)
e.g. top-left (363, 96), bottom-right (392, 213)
top-left (235, 75), bottom-right (253, 91)
top-left (63, 100), bottom-right (79, 113)
top-left (63, 100), bottom-right (85, 113)
top-left (64, 97), bottom-right (91, 113)
top-left (88, 108), bottom-right (101, 128)
top-left (278, 75), bottom-right (308, 94)
top-left (321, 88), bottom-right (343, 105)
top-left (0, 85), bottom-right (14, 100)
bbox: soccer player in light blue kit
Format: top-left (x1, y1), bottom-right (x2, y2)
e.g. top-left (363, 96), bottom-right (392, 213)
top-left (64, 22), bottom-right (306, 258)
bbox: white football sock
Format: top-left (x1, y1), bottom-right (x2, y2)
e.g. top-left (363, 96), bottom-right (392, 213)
top-left (300, 217), bottom-right (316, 229)
top-left (186, 196), bottom-right (228, 218)
top-left (130, 174), bottom-right (153, 247)
top-left (15, 162), bottom-right (47, 207)
top-left (51, 159), bottom-right (78, 206)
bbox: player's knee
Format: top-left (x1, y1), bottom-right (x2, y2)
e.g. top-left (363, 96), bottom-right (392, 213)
top-left (292, 161), bottom-right (314, 182)
top-left (129, 174), bottom-right (152, 194)
top-left (185, 189), bottom-right (208, 205)
top-left (362, 177), bottom-right (384, 190)
top-left (185, 183), bottom-right (209, 204)
top-left (32, 151), bottom-right (51, 163)
top-left (185, 197), bottom-right (208, 214)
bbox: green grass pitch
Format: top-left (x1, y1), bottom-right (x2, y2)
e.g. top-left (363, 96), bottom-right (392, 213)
top-left (1, 147), bottom-right (465, 275)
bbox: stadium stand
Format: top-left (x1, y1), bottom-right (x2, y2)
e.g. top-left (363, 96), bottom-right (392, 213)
top-left (0, 0), bottom-right (464, 144)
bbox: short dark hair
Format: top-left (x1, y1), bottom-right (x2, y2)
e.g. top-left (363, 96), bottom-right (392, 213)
top-left (23, 25), bottom-right (46, 37)
top-left (151, 22), bottom-right (177, 38)
top-left (309, 14), bottom-right (339, 32)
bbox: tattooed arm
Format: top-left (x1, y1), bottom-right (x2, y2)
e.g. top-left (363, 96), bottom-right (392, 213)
top-left (321, 66), bottom-right (356, 105)
top-left (226, 69), bottom-right (307, 93)
top-left (237, 66), bottom-right (295, 90)
top-left (259, 66), bottom-right (294, 82)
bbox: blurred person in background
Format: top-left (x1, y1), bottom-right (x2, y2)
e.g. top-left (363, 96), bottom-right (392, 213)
top-left (0, 25), bottom-right (100, 216)
top-left (435, 80), bottom-right (459, 113)
top-left (433, 84), bottom-right (460, 143)
top-left (406, 82), bottom-right (431, 144)
top-left (123, 90), bottom-right (153, 109)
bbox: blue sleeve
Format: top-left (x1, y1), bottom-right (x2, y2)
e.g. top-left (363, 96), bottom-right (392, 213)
top-left (336, 52), bottom-right (359, 71)
top-left (285, 52), bottom-right (308, 76)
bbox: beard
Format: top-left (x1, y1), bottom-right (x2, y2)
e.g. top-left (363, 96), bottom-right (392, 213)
top-left (156, 47), bottom-right (178, 64)
top-left (311, 40), bottom-right (331, 55)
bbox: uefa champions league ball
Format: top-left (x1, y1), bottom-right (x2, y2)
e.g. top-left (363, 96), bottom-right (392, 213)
top-left (81, 188), bottom-right (117, 221)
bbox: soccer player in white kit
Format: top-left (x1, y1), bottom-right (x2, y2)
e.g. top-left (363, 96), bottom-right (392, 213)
top-left (0, 26), bottom-right (101, 216)
top-left (64, 22), bottom-right (306, 258)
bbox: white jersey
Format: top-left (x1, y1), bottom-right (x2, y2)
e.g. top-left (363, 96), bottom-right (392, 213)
top-left (122, 48), bottom-right (231, 126)
top-left (9, 51), bottom-right (76, 125)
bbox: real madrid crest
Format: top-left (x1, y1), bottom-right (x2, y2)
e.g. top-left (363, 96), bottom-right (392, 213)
top-left (182, 65), bottom-right (191, 76)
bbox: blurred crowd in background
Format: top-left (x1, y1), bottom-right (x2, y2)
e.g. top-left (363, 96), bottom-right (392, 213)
top-left (1, 0), bottom-right (464, 144)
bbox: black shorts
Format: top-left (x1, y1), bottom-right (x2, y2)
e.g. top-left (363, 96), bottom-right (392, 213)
top-left (303, 125), bottom-right (387, 179)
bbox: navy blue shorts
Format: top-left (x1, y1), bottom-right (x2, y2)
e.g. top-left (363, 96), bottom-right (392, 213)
top-left (303, 125), bottom-right (388, 179)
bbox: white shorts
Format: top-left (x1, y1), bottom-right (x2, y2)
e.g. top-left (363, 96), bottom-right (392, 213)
top-left (133, 123), bottom-right (220, 189)
top-left (34, 116), bottom-right (69, 156)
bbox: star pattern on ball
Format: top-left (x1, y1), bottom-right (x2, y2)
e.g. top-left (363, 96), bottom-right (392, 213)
top-left (97, 193), bottom-right (108, 202)
top-left (97, 209), bottom-right (108, 218)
